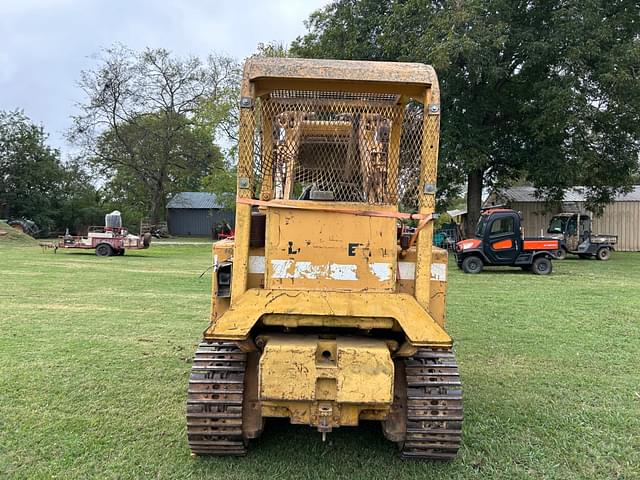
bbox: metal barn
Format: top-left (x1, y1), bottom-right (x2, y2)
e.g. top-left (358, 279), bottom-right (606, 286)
top-left (166, 192), bottom-right (234, 236)
top-left (485, 186), bottom-right (640, 251)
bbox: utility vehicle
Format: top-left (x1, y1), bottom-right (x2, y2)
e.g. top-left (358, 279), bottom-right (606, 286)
top-left (455, 208), bottom-right (558, 274)
top-left (546, 213), bottom-right (616, 260)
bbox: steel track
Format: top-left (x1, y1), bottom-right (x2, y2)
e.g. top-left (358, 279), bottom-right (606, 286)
top-left (186, 341), bottom-right (247, 456)
top-left (400, 347), bottom-right (463, 459)
top-left (186, 342), bottom-right (462, 459)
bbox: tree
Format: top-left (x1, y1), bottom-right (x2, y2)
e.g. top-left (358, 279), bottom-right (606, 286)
top-left (70, 45), bottom-right (240, 223)
top-left (0, 109), bottom-right (64, 231)
top-left (292, 0), bottom-right (640, 236)
top-left (254, 41), bottom-right (292, 58)
top-left (54, 158), bottom-right (104, 233)
top-left (89, 112), bottom-right (222, 224)
top-left (0, 110), bottom-right (102, 234)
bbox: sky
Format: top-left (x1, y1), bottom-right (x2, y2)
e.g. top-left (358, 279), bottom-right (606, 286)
top-left (0, 0), bottom-right (329, 153)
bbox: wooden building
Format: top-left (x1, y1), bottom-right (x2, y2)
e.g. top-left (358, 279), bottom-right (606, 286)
top-left (485, 186), bottom-right (640, 251)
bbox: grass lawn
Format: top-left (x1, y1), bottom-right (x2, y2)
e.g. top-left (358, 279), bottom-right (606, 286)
top-left (1, 244), bottom-right (638, 479)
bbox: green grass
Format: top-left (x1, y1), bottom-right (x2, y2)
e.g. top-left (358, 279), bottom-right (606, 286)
top-left (0, 244), bottom-right (639, 479)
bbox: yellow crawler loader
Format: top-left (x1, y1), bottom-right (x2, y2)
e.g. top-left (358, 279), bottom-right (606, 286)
top-left (187, 58), bottom-right (462, 459)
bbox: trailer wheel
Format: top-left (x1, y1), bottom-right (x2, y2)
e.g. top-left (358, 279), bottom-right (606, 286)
top-left (596, 248), bottom-right (611, 261)
top-left (461, 256), bottom-right (483, 274)
top-left (96, 243), bottom-right (113, 257)
top-left (556, 247), bottom-right (567, 260)
top-left (532, 256), bottom-right (552, 275)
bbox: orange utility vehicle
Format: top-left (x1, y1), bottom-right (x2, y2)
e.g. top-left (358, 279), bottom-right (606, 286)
top-left (455, 208), bottom-right (559, 274)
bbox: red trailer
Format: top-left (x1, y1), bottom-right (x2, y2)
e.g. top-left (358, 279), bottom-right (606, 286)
top-left (57, 211), bottom-right (151, 256)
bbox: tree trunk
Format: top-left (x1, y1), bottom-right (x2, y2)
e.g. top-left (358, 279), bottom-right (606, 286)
top-left (149, 179), bottom-right (165, 225)
top-left (149, 195), bottom-right (162, 225)
top-left (465, 169), bottom-right (484, 238)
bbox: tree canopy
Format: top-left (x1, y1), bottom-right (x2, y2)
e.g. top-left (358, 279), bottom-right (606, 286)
top-left (0, 110), bottom-right (62, 229)
top-left (0, 110), bottom-right (102, 233)
top-left (88, 112), bottom-right (223, 224)
top-left (69, 45), bottom-right (240, 223)
top-left (292, 0), bottom-right (640, 234)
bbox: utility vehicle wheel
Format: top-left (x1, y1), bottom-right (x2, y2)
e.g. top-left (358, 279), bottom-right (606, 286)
top-left (556, 247), bottom-right (567, 260)
top-left (96, 243), bottom-right (113, 257)
top-left (532, 256), bottom-right (552, 275)
top-left (596, 248), bottom-right (611, 261)
top-left (461, 256), bottom-right (483, 274)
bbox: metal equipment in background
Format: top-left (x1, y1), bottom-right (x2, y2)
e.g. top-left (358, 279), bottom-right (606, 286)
top-left (454, 208), bottom-right (559, 274)
top-left (7, 218), bottom-right (40, 237)
top-left (546, 213), bottom-right (617, 260)
top-left (140, 219), bottom-right (170, 238)
top-left (57, 210), bottom-right (151, 256)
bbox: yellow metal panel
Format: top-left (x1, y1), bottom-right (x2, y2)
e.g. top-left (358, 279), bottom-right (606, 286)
top-left (205, 289), bottom-right (451, 347)
top-left (396, 246), bottom-right (448, 327)
top-left (261, 314), bottom-right (394, 330)
top-left (265, 202), bottom-right (397, 292)
top-left (230, 203), bottom-right (252, 304)
top-left (259, 335), bottom-right (393, 404)
top-left (429, 279), bottom-right (447, 328)
top-left (259, 336), bottom-right (317, 401)
top-left (231, 94), bottom-right (255, 303)
top-left (241, 58), bottom-right (437, 99)
top-left (211, 242), bottom-right (264, 322)
top-left (244, 57), bottom-right (437, 85)
top-left (429, 247), bottom-right (448, 328)
top-left (414, 86), bottom-right (440, 311)
top-left (260, 402), bottom-right (387, 427)
top-left (336, 339), bottom-right (393, 403)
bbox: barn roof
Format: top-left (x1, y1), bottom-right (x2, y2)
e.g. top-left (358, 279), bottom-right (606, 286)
top-left (496, 186), bottom-right (640, 203)
top-left (167, 192), bottom-right (224, 209)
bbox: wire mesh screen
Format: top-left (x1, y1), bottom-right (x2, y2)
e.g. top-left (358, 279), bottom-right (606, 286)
top-left (249, 90), bottom-right (425, 210)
